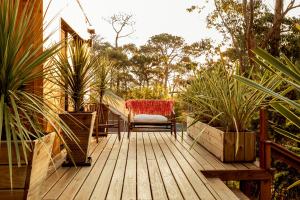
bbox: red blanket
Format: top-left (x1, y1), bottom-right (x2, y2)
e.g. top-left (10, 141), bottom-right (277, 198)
top-left (125, 99), bottom-right (174, 116)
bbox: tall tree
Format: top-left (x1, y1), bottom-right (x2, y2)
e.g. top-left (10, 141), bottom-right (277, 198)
top-left (261, 0), bottom-right (300, 56)
top-left (105, 13), bottom-right (135, 48)
top-left (142, 33), bottom-right (186, 89)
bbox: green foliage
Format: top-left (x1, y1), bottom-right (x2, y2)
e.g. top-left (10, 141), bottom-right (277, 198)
top-left (181, 64), bottom-right (279, 132)
top-left (51, 40), bottom-right (98, 112)
top-left (126, 84), bottom-right (168, 100)
top-left (235, 48), bottom-right (300, 143)
top-left (0, 0), bottom-right (76, 188)
top-left (94, 56), bottom-right (116, 105)
top-left (272, 161), bottom-right (300, 199)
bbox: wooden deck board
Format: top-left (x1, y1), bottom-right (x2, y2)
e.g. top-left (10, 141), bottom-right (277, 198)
top-left (154, 133), bottom-right (200, 200)
top-left (90, 134), bottom-right (125, 200)
top-left (74, 135), bottom-right (117, 200)
top-left (148, 133), bottom-right (184, 200)
top-left (157, 133), bottom-right (217, 200)
top-left (136, 133), bottom-right (152, 200)
top-left (122, 132), bottom-right (137, 200)
top-left (58, 136), bottom-right (111, 200)
top-left (143, 133), bottom-right (168, 200)
top-left (106, 133), bottom-right (129, 200)
top-left (42, 132), bottom-right (260, 200)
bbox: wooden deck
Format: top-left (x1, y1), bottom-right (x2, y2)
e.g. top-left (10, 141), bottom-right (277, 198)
top-left (42, 132), bottom-right (260, 200)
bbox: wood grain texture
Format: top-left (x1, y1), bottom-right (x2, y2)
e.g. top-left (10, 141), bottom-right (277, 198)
top-left (41, 132), bottom-right (261, 200)
top-left (0, 132), bottom-right (55, 200)
top-left (187, 117), bottom-right (256, 162)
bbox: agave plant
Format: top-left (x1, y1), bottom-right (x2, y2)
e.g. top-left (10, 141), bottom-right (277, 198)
top-left (234, 48), bottom-right (300, 143)
top-left (182, 63), bottom-right (280, 132)
top-left (0, 0), bottom-right (76, 187)
top-left (51, 40), bottom-right (98, 112)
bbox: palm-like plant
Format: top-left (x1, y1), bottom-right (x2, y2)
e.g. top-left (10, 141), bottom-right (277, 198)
top-left (0, 0), bottom-right (75, 187)
top-left (51, 40), bottom-right (97, 112)
top-left (234, 48), bottom-right (300, 143)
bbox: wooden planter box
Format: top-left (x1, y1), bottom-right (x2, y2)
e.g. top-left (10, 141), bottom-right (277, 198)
top-left (59, 111), bottom-right (96, 166)
top-left (0, 132), bottom-right (55, 200)
top-left (187, 117), bottom-right (256, 162)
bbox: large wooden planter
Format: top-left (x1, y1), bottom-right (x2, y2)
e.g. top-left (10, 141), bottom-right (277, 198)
top-left (0, 132), bottom-right (55, 200)
top-left (187, 117), bottom-right (256, 162)
top-left (59, 112), bottom-right (96, 166)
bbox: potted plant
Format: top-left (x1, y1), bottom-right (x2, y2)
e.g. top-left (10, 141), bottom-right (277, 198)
top-left (92, 57), bottom-right (116, 136)
top-left (182, 64), bottom-right (280, 162)
top-left (51, 40), bottom-right (97, 166)
top-left (0, 0), bottom-right (76, 199)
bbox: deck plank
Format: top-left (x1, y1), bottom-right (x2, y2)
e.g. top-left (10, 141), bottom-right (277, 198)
top-left (148, 133), bottom-right (184, 200)
top-left (157, 133), bottom-right (216, 200)
top-left (153, 133), bottom-right (199, 200)
top-left (122, 132), bottom-right (137, 200)
top-left (41, 132), bottom-right (256, 200)
top-left (180, 132), bottom-right (237, 170)
top-left (106, 133), bottom-right (129, 200)
top-left (207, 178), bottom-right (239, 200)
top-left (143, 133), bottom-right (168, 200)
top-left (90, 134), bottom-right (125, 200)
top-left (42, 141), bottom-right (99, 199)
top-left (74, 135), bottom-right (117, 200)
top-left (162, 133), bottom-right (223, 200)
top-left (135, 133), bottom-right (152, 199)
top-left (58, 136), bottom-right (111, 200)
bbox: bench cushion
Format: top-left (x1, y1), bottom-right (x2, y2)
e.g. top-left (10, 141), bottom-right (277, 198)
top-left (133, 114), bottom-right (168, 123)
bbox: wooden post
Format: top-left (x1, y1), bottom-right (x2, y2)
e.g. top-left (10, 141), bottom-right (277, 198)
top-left (260, 140), bottom-right (272, 200)
top-left (259, 107), bottom-right (268, 169)
top-left (259, 107), bottom-right (272, 200)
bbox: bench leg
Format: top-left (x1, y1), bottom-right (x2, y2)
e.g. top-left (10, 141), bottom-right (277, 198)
top-left (174, 123), bottom-right (177, 139)
top-left (118, 117), bottom-right (121, 141)
top-left (128, 123), bottom-right (131, 139)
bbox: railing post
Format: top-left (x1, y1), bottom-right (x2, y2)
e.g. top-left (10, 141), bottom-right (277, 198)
top-left (259, 107), bottom-right (272, 200)
top-left (259, 107), bottom-right (268, 169)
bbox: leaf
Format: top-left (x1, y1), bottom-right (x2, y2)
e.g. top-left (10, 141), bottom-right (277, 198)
top-left (234, 75), bottom-right (300, 111)
top-left (253, 48), bottom-right (300, 84)
top-left (287, 180), bottom-right (300, 190)
top-left (189, 127), bottom-right (206, 150)
top-left (272, 127), bottom-right (300, 143)
top-left (271, 103), bottom-right (300, 129)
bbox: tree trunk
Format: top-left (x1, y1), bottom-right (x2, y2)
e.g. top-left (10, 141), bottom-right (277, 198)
top-left (244, 0), bottom-right (256, 67)
top-left (163, 65), bottom-right (169, 90)
top-left (115, 32), bottom-right (119, 48)
top-left (270, 0), bottom-right (283, 56)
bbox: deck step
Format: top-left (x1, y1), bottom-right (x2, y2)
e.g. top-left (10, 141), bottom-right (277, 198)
top-left (207, 178), bottom-right (240, 200)
top-left (230, 188), bottom-right (250, 200)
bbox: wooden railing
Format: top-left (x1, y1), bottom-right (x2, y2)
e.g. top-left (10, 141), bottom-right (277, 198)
top-left (103, 94), bottom-right (128, 121)
top-left (258, 107), bottom-right (300, 200)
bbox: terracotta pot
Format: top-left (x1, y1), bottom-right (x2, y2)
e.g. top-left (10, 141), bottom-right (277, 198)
top-left (0, 132), bottom-right (56, 200)
top-left (59, 111), bottom-right (96, 166)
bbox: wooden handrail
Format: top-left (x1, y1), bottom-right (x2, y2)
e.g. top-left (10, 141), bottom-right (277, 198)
top-left (270, 142), bottom-right (300, 170)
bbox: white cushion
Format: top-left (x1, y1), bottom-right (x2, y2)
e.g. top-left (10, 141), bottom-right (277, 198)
top-left (133, 114), bottom-right (168, 123)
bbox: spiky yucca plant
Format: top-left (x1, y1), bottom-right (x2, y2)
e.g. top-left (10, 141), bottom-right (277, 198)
top-left (51, 40), bottom-right (98, 112)
top-left (0, 0), bottom-right (76, 188)
top-left (95, 57), bottom-right (114, 104)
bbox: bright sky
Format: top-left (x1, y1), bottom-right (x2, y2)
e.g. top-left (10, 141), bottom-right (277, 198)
top-left (81, 0), bottom-right (220, 46)
top-left (81, 0), bottom-right (300, 46)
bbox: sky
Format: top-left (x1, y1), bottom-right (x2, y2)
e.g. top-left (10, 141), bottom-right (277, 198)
top-left (81, 0), bottom-right (300, 47)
